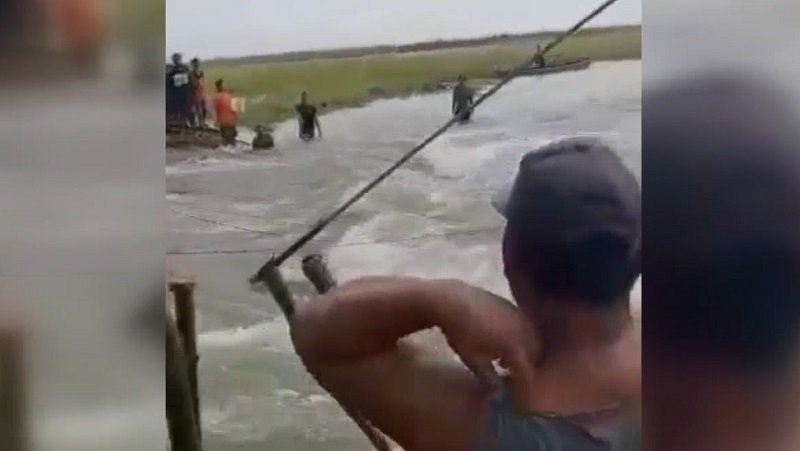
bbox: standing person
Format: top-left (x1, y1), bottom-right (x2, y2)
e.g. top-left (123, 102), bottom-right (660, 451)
top-left (533, 44), bottom-right (546, 68)
top-left (212, 79), bottom-right (238, 147)
top-left (189, 58), bottom-right (207, 128)
top-left (167, 53), bottom-right (191, 126)
top-left (295, 91), bottom-right (322, 141)
top-left (452, 74), bottom-right (475, 123)
top-left (57, 0), bottom-right (104, 74)
top-left (646, 75), bottom-right (800, 451)
top-left (165, 63), bottom-right (175, 123)
top-left (291, 137), bottom-right (641, 451)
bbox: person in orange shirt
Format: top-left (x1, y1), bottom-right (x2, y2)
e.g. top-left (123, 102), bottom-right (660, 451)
top-left (213, 79), bottom-right (238, 146)
top-left (57, 0), bottom-right (103, 69)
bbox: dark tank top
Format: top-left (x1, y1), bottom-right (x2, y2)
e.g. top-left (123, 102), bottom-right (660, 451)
top-left (475, 386), bottom-right (639, 451)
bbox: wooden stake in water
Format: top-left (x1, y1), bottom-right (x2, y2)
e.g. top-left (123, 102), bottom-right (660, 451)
top-left (0, 322), bottom-right (27, 451)
top-left (166, 313), bottom-right (202, 451)
top-left (170, 279), bottom-right (201, 441)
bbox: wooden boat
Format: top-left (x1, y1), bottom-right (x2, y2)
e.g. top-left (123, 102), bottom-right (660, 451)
top-left (494, 57), bottom-right (592, 78)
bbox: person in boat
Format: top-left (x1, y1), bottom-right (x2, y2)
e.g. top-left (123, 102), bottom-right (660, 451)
top-left (291, 137), bottom-right (641, 451)
top-left (646, 75), bottom-right (800, 451)
top-left (212, 79), bottom-right (238, 147)
top-left (452, 74), bottom-right (475, 122)
top-left (167, 53), bottom-right (192, 126)
top-left (295, 91), bottom-right (322, 141)
top-left (533, 44), bottom-right (546, 68)
top-left (252, 124), bottom-right (274, 150)
top-left (189, 57), bottom-right (207, 128)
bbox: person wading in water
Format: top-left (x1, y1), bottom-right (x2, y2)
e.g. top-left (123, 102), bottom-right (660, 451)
top-left (452, 74), bottom-right (475, 123)
top-left (291, 137), bottom-right (641, 451)
top-left (533, 44), bottom-right (546, 68)
top-left (212, 79), bottom-right (238, 147)
top-left (295, 91), bottom-right (322, 141)
top-left (646, 74), bottom-right (800, 451)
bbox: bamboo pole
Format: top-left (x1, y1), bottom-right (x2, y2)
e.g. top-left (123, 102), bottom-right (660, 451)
top-left (166, 312), bottom-right (202, 451)
top-left (256, 258), bottom-right (296, 318)
top-left (300, 254), bottom-right (392, 451)
top-left (169, 279), bottom-right (201, 440)
top-left (301, 254), bottom-right (337, 293)
top-left (0, 322), bottom-right (27, 451)
top-left (258, 256), bottom-right (391, 451)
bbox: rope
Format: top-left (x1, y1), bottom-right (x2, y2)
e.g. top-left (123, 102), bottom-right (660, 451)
top-left (172, 209), bottom-right (282, 236)
top-left (252, 0), bottom-right (620, 279)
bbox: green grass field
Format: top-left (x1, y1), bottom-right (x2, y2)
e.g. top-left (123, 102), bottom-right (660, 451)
top-left (206, 25), bottom-right (640, 127)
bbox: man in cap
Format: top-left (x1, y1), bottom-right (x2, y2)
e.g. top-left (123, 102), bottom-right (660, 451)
top-left (291, 137), bottom-right (641, 451)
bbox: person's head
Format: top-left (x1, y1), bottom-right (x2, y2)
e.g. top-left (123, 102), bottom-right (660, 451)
top-left (457, 74), bottom-right (466, 83)
top-left (644, 71), bottom-right (800, 451)
top-left (171, 53), bottom-right (182, 65)
top-left (300, 91), bottom-right (308, 104)
top-left (190, 57), bottom-right (200, 70)
top-left (493, 137), bottom-right (640, 320)
top-left (214, 79), bottom-right (224, 92)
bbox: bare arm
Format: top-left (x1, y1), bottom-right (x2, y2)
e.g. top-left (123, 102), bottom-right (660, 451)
top-left (315, 116), bottom-right (322, 137)
top-left (291, 277), bottom-right (490, 451)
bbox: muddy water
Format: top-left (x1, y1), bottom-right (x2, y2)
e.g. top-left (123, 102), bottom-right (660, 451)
top-left (166, 60), bottom-right (641, 450)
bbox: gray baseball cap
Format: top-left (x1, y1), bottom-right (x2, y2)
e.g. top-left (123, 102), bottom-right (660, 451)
top-left (492, 137), bottom-right (640, 247)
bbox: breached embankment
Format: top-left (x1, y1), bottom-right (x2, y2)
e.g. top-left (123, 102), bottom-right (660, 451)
top-left (166, 124), bottom-right (275, 164)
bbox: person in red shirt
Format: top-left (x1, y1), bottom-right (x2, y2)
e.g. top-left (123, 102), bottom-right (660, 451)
top-left (213, 79), bottom-right (238, 146)
top-left (57, 0), bottom-right (103, 72)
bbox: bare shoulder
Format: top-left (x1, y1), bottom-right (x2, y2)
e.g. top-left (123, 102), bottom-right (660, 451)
top-left (312, 338), bottom-right (492, 451)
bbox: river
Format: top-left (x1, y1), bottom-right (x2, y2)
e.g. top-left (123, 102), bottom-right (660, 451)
top-left (166, 60), bottom-right (641, 450)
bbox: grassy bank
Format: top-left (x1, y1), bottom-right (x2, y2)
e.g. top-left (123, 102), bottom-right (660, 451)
top-left (206, 25), bottom-right (640, 127)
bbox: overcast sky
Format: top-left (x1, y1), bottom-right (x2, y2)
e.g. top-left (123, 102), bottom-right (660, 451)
top-left (167, 0), bottom-right (641, 59)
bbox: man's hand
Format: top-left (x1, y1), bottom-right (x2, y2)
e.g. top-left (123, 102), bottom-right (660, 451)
top-left (434, 280), bottom-right (539, 399)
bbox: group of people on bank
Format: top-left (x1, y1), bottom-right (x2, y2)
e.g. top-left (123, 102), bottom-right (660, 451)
top-left (165, 53), bottom-right (242, 147)
top-left (166, 52), bottom-right (323, 148)
top-left (165, 51), bottom-right (477, 149)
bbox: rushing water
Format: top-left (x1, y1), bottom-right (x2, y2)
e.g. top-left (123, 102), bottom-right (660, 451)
top-left (166, 60), bottom-right (641, 450)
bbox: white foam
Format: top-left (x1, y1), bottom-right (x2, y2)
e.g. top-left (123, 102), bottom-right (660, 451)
top-left (421, 133), bottom-right (513, 178)
top-left (329, 210), bottom-right (509, 296)
top-left (231, 202), bottom-right (273, 215)
top-left (165, 192), bottom-right (187, 202)
top-left (198, 318), bottom-right (291, 351)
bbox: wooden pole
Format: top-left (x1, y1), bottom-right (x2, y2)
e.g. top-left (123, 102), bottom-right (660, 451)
top-left (259, 256), bottom-right (391, 451)
top-left (166, 313), bottom-right (202, 451)
top-left (300, 254), bottom-right (392, 451)
top-left (0, 323), bottom-right (27, 451)
top-left (169, 279), bottom-right (201, 441)
top-left (256, 259), bottom-right (296, 318)
top-left (301, 254), bottom-right (337, 293)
